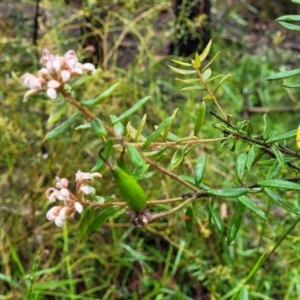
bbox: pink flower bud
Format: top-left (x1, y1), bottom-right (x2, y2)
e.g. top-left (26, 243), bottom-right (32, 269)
top-left (54, 216), bottom-right (64, 227)
top-left (47, 80), bottom-right (60, 88)
top-left (46, 206), bottom-right (62, 220)
top-left (47, 88), bottom-right (57, 99)
top-left (75, 202), bottom-right (83, 214)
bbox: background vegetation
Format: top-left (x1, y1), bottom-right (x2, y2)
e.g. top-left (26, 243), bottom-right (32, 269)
top-left (1, 0), bottom-right (300, 299)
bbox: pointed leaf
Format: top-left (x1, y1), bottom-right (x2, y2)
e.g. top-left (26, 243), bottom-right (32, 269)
top-left (246, 145), bottom-right (256, 170)
top-left (266, 129), bottom-right (297, 143)
top-left (266, 160), bottom-right (281, 179)
top-left (199, 39), bottom-right (212, 61)
top-left (203, 68), bottom-right (212, 81)
top-left (126, 122), bottom-right (146, 142)
top-left (47, 100), bottom-right (67, 125)
top-left (170, 59), bottom-right (192, 67)
top-left (168, 65), bottom-right (197, 75)
top-left (236, 153), bottom-right (247, 184)
top-left (258, 179), bottom-right (300, 190)
top-left (278, 21), bottom-right (300, 31)
top-left (202, 51), bottom-right (221, 72)
top-left (135, 114), bottom-right (147, 142)
top-left (264, 188), bottom-right (300, 214)
top-left (142, 117), bottom-right (173, 149)
top-left (163, 108), bottom-right (178, 140)
top-left (262, 114), bottom-right (271, 140)
top-left (213, 74), bottom-right (232, 93)
top-left (110, 115), bottom-right (124, 136)
top-left (207, 188), bottom-right (248, 198)
top-left (195, 153), bottom-right (207, 185)
top-left (238, 195), bottom-right (267, 220)
top-left (88, 207), bottom-right (120, 234)
top-left (194, 101), bottom-right (206, 136)
top-left (271, 145), bottom-right (285, 168)
top-left (112, 96), bottom-right (151, 124)
top-left (277, 15), bottom-right (300, 22)
top-left (266, 68), bottom-right (300, 80)
top-left (208, 202), bottom-right (223, 234)
top-left (91, 138), bottom-right (114, 172)
top-left (82, 83), bottom-right (120, 107)
top-left (283, 82), bottom-right (300, 88)
top-left (227, 201), bottom-right (245, 245)
top-left (176, 78), bottom-right (201, 83)
top-left (127, 144), bottom-right (146, 168)
top-left (44, 112), bottom-right (80, 141)
top-left (91, 118), bottom-right (107, 136)
top-left (170, 145), bottom-right (187, 170)
top-left (181, 86), bottom-right (206, 91)
top-left (194, 52), bottom-right (201, 69)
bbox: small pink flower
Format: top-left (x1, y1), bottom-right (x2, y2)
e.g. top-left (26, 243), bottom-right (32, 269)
top-left (46, 206), bottom-right (63, 220)
top-left (55, 177), bottom-right (68, 189)
top-left (75, 202), bottom-right (83, 214)
top-left (46, 88), bottom-right (57, 99)
top-left (76, 170), bottom-right (102, 181)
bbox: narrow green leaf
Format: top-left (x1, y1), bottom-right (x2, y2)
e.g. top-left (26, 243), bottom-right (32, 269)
top-left (266, 129), bottom-right (297, 143)
top-left (259, 179), bottom-right (300, 190)
top-left (170, 59), bottom-right (192, 67)
top-left (262, 114), bottom-right (271, 140)
top-left (126, 122), bottom-right (147, 142)
top-left (135, 114), bottom-right (147, 142)
top-left (194, 52), bottom-right (201, 69)
top-left (163, 108), bottom-right (178, 140)
top-left (264, 188), bottom-right (300, 214)
top-left (71, 74), bottom-right (91, 89)
top-left (168, 65), bottom-right (197, 75)
top-left (202, 96), bottom-right (214, 102)
top-left (277, 15), bottom-right (300, 22)
top-left (208, 201), bottom-right (223, 234)
top-left (194, 201), bottom-right (207, 219)
top-left (207, 188), bottom-right (248, 198)
top-left (238, 195), bottom-right (267, 220)
top-left (127, 144), bottom-right (146, 168)
top-left (110, 115), bottom-right (124, 136)
top-left (199, 39), bottom-right (212, 61)
top-left (195, 153), bottom-right (207, 185)
top-left (240, 286), bottom-right (249, 300)
top-left (89, 207), bottom-right (120, 234)
top-left (283, 82), bottom-right (300, 88)
top-left (142, 117), bottom-right (173, 149)
top-left (236, 153), bottom-right (247, 184)
top-left (91, 118), bottom-right (107, 136)
top-left (185, 206), bottom-right (194, 232)
top-left (213, 74), bottom-right (232, 93)
top-left (181, 86), bottom-right (206, 91)
top-left (266, 160), bottom-right (281, 179)
top-left (246, 145), bottom-right (256, 170)
top-left (203, 69), bottom-right (212, 81)
top-left (170, 145), bottom-right (187, 170)
top-left (271, 145), bottom-right (285, 168)
top-left (91, 138), bottom-right (114, 172)
top-left (75, 123), bottom-right (91, 130)
top-left (175, 78), bottom-right (201, 83)
top-left (202, 51), bottom-right (221, 72)
top-left (227, 201), bottom-right (245, 245)
top-left (278, 21), bottom-right (300, 31)
top-left (266, 68), bottom-right (300, 80)
top-left (82, 83), bottom-right (120, 107)
top-left (44, 112), bottom-right (80, 141)
top-left (78, 207), bottom-right (94, 240)
top-left (47, 100), bottom-right (67, 125)
top-left (144, 146), bottom-right (167, 157)
top-left (194, 101), bottom-right (206, 136)
top-left (112, 96), bottom-right (151, 124)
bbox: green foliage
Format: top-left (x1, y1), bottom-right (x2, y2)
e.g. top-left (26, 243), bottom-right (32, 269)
top-left (3, 0), bottom-right (300, 299)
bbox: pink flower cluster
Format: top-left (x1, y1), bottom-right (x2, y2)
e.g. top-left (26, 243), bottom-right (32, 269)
top-left (21, 49), bottom-right (95, 101)
top-left (46, 171), bottom-right (102, 227)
